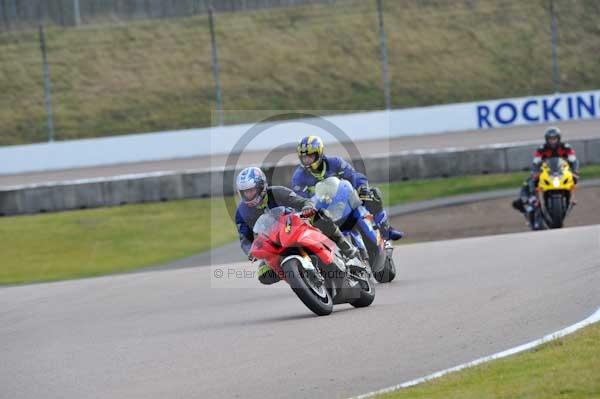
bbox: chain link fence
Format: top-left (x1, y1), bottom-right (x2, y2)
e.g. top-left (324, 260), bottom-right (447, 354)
top-left (0, 0), bottom-right (598, 145)
top-left (0, 0), bottom-right (337, 28)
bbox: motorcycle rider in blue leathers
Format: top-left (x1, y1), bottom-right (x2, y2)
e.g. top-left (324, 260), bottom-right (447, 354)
top-left (291, 135), bottom-right (403, 241)
top-left (235, 166), bottom-right (358, 285)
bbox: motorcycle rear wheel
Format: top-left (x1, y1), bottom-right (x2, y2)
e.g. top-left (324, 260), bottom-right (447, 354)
top-left (350, 274), bottom-right (376, 308)
top-left (374, 255), bottom-right (396, 283)
top-left (362, 234), bottom-right (389, 282)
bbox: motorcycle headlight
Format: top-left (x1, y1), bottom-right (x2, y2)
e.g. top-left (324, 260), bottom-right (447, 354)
top-left (317, 195), bottom-right (332, 205)
top-left (552, 177), bottom-right (560, 188)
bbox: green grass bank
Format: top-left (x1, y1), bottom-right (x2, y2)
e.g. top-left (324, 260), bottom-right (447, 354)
top-left (378, 321), bottom-right (600, 399)
top-left (1, 0), bottom-right (599, 145)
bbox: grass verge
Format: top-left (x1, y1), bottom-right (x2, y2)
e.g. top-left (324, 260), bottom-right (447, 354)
top-left (0, 197), bottom-right (237, 285)
top-left (377, 321), bottom-right (600, 399)
top-left (1, 165), bottom-right (599, 285)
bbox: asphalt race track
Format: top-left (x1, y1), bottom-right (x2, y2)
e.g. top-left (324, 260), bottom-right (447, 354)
top-left (392, 186), bottom-right (600, 243)
top-left (1, 118), bottom-right (599, 187)
top-left (2, 118), bottom-right (600, 398)
top-left (2, 225), bottom-right (599, 399)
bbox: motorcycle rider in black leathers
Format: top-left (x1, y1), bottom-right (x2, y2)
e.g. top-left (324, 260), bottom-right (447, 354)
top-left (235, 166), bottom-right (358, 285)
top-left (512, 127), bottom-right (579, 228)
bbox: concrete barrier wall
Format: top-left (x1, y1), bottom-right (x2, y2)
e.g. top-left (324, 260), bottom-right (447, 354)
top-left (2, 138), bottom-right (599, 216)
top-left (1, 89), bottom-right (599, 175)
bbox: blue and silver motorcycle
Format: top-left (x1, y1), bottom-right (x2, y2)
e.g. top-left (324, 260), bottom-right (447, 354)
top-left (312, 177), bottom-right (396, 283)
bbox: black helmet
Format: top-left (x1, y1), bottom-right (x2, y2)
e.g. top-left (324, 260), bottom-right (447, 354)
top-left (544, 127), bottom-right (561, 148)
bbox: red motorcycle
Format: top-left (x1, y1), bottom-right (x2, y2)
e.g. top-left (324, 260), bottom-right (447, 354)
top-left (250, 206), bottom-right (376, 316)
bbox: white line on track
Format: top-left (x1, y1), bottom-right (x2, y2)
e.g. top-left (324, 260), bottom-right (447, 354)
top-left (351, 306), bottom-right (600, 399)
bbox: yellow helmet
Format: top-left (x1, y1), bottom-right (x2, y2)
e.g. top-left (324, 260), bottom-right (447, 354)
top-left (297, 135), bottom-right (324, 171)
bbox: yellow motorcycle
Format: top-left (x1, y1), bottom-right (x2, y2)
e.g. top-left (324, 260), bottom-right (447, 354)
top-left (536, 157), bottom-right (577, 228)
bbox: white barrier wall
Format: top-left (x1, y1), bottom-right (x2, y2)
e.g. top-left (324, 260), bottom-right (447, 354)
top-left (1, 89), bottom-right (599, 174)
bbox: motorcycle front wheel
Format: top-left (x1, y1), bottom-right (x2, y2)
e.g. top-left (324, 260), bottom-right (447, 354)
top-left (350, 273), bottom-right (376, 308)
top-left (547, 194), bottom-right (566, 229)
top-left (282, 258), bottom-right (333, 316)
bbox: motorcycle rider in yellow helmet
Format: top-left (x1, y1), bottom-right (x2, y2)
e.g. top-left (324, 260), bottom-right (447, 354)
top-left (291, 135), bottom-right (403, 241)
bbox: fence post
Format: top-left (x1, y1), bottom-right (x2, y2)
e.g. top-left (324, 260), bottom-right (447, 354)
top-left (73, 0), bottom-right (80, 25)
top-left (208, 6), bottom-right (224, 126)
top-left (39, 25), bottom-right (55, 142)
top-left (376, 0), bottom-right (391, 110)
top-left (549, 0), bottom-right (560, 92)
top-left (134, 0), bottom-right (146, 18)
top-left (7, 0), bottom-right (18, 28)
top-left (0, 1), bottom-right (6, 30)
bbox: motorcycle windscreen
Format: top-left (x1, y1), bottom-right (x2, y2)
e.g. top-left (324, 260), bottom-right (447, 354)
top-left (546, 157), bottom-right (566, 176)
top-left (314, 177), bottom-right (354, 223)
top-left (253, 206), bottom-right (288, 237)
top-left (314, 177), bottom-right (340, 205)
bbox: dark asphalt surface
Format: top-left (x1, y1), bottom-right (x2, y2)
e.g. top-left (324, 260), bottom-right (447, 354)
top-left (2, 118), bottom-right (599, 187)
top-left (392, 185), bottom-right (600, 243)
top-left (1, 225), bottom-right (599, 399)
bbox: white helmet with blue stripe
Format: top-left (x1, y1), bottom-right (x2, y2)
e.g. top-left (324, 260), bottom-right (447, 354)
top-left (236, 167), bottom-right (268, 207)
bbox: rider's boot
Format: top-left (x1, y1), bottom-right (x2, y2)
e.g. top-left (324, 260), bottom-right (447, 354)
top-left (373, 210), bottom-right (403, 241)
top-left (379, 219), bottom-right (404, 241)
top-left (257, 261), bottom-right (281, 285)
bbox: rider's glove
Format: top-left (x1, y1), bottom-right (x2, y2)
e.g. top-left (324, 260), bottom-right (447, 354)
top-left (358, 185), bottom-right (372, 201)
top-left (301, 205), bottom-right (317, 219)
top-left (248, 254), bottom-right (257, 262)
